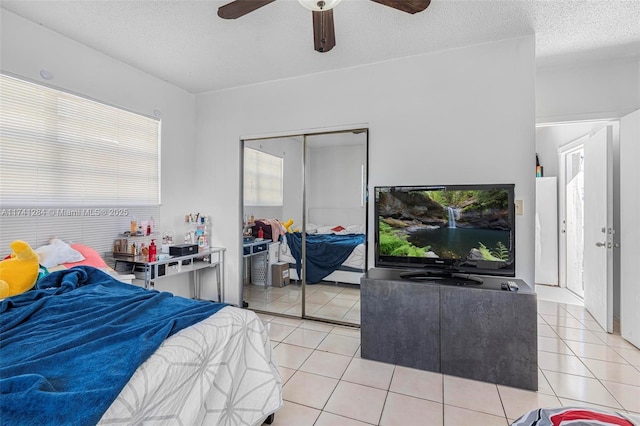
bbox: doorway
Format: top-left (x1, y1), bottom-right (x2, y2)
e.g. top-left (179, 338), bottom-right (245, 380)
top-left (537, 110), bottom-right (640, 343)
top-left (536, 121), bottom-right (614, 333)
top-left (560, 143), bottom-right (585, 298)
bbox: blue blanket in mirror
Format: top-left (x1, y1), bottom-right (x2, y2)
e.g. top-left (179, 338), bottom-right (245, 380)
top-left (0, 266), bottom-right (227, 426)
top-left (285, 232), bottom-right (365, 283)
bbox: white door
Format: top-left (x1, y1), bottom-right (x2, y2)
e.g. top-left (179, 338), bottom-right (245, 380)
top-left (620, 109), bottom-right (640, 347)
top-left (583, 126), bottom-right (614, 333)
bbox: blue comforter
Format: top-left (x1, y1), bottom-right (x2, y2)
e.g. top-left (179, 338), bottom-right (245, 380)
top-left (0, 266), bottom-right (227, 426)
top-left (286, 232), bottom-right (365, 283)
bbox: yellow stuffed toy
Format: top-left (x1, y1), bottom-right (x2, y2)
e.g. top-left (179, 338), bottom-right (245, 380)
top-left (0, 240), bottom-right (40, 298)
top-left (281, 218), bottom-right (295, 233)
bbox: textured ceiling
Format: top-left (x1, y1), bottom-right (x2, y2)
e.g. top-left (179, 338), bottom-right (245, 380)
top-left (2, 0), bottom-right (639, 94)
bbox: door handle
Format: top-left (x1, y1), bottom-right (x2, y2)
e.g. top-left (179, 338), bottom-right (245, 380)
top-left (595, 242), bottom-right (606, 247)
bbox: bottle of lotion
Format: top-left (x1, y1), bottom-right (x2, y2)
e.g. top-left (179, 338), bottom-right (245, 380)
top-left (149, 239), bottom-right (157, 262)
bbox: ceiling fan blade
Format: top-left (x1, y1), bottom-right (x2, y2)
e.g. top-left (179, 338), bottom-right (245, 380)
top-left (369, 0), bottom-right (431, 14)
top-left (217, 0), bottom-right (276, 19)
top-left (312, 9), bottom-right (336, 53)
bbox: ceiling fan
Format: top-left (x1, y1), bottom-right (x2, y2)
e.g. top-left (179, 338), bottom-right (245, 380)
top-left (217, 0), bottom-right (431, 53)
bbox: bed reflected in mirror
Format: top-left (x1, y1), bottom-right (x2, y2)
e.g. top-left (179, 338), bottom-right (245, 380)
top-left (241, 129), bottom-right (368, 326)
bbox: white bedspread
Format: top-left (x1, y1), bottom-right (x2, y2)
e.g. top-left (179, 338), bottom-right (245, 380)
top-left (100, 306), bottom-right (282, 426)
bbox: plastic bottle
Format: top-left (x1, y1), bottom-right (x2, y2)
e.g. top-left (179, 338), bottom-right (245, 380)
top-left (130, 217), bottom-right (137, 234)
top-left (258, 227), bottom-right (264, 239)
top-left (149, 239), bottom-right (157, 262)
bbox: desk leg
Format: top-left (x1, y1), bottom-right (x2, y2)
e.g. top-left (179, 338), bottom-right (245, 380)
top-left (216, 264), bottom-right (221, 303)
top-left (197, 270), bottom-right (201, 300)
top-left (153, 264), bottom-right (158, 290)
top-left (193, 269), bottom-right (199, 300)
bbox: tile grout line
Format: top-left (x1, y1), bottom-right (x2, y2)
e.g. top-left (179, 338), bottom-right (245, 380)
top-left (441, 372), bottom-right (446, 425)
top-left (264, 296), bottom-right (640, 424)
top-left (538, 303), bottom-right (634, 412)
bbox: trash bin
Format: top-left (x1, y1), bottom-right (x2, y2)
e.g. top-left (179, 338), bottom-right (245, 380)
top-left (251, 253), bottom-right (267, 286)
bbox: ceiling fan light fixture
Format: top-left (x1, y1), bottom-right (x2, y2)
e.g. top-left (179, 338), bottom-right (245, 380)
top-left (298, 0), bottom-right (342, 12)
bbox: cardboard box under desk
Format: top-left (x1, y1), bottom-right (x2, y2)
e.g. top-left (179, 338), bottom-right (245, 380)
top-left (272, 262), bottom-right (290, 287)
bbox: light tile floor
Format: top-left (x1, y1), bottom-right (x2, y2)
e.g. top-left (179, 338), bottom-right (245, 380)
top-left (258, 291), bottom-right (640, 426)
top-left (534, 284), bottom-right (584, 306)
top-left (245, 281), bottom-right (361, 325)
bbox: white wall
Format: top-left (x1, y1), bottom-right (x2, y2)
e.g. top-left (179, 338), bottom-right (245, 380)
top-left (1, 10), bottom-right (198, 297)
top-left (536, 58), bottom-right (640, 123)
top-left (535, 122), bottom-right (608, 178)
top-left (307, 143), bottom-right (366, 226)
top-left (536, 57), bottom-right (640, 179)
top-left (196, 36), bottom-right (536, 306)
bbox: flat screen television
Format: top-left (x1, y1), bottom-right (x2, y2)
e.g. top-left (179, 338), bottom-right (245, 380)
top-left (374, 184), bottom-right (516, 282)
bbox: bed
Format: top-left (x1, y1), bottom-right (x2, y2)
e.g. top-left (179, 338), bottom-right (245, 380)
top-left (0, 265), bottom-right (282, 426)
top-left (278, 224), bottom-right (366, 284)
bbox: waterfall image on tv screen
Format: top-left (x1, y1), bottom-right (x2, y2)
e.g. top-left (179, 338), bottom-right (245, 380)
top-left (376, 185), bottom-right (515, 274)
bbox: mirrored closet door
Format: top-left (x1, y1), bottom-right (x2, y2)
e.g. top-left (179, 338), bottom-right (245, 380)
top-left (242, 136), bottom-right (303, 316)
top-left (241, 129), bottom-right (368, 327)
top-left (301, 132), bottom-right (367, 325)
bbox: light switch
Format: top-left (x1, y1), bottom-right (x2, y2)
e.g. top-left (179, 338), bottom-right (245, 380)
top-left (515, 200), bottom-right (523, 216)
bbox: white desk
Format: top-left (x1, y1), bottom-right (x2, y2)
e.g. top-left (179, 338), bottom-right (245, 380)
top-left (114, 247), bottom-right (226, 302)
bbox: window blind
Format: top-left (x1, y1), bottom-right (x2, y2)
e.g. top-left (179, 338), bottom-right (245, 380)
top-left (0, 74), bottom-right (160, 206)
top-left (0, 74), bottom-right (161, 256)
top-left (244, 148), bottom-right (283, 206)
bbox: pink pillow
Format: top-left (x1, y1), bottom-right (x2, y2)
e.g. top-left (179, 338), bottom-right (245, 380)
top-left (63, 244), bottom-right (108, 269)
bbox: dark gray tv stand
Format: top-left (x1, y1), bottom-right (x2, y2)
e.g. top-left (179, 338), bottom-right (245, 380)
top-left (361, 268), bottom-right (538, 391)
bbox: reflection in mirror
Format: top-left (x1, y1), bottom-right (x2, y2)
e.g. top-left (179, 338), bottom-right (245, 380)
top-left (301, 131), bottom-right (367, 325)
top-left (241, 130), bottom-right (367, 326)
top-left (242, 136), bottom-right (303, 315)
